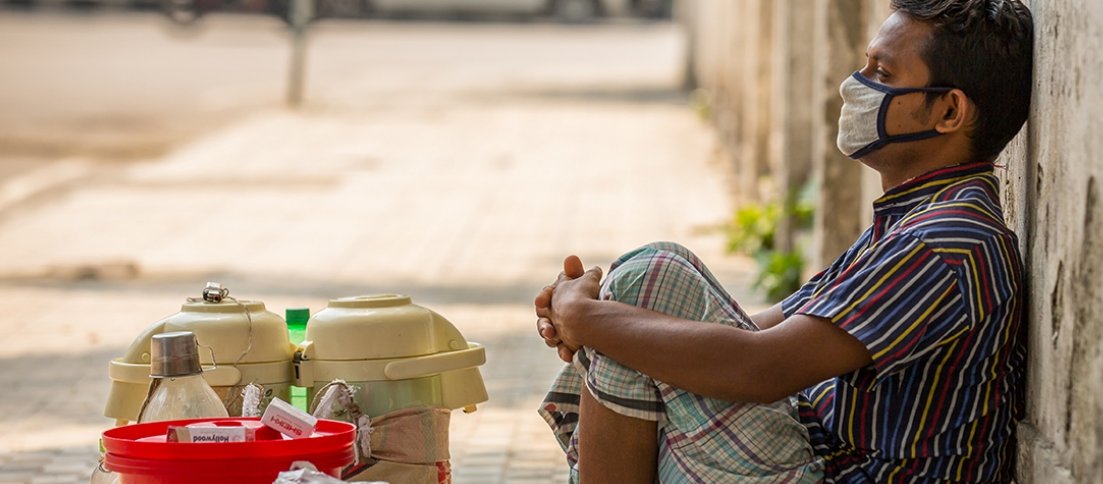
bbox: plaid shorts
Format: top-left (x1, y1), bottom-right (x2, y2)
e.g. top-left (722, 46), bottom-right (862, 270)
top-left (539, 242), bottom-right (823, 483)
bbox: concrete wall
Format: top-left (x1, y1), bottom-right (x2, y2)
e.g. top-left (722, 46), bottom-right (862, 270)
top-left (682, 0), bottom-right (883, 269)
top-left (680, 0), bottom-right (1103, 481)
top-left (1002, 1), bottom-right (1103, 482)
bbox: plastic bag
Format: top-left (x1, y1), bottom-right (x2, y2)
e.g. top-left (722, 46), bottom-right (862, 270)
top-left (274, 461), bottom-right (387, 484)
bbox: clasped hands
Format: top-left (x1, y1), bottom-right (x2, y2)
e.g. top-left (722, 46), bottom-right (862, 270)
top-left (534, 255), bottom-right (604, 363)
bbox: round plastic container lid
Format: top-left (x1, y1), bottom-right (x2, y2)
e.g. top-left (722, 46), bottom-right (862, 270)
top-left (327, 294), bottom-right (410, 309)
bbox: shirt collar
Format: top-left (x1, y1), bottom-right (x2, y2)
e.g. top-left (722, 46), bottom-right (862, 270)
top-left (872, 162), bottom-right (996, 217)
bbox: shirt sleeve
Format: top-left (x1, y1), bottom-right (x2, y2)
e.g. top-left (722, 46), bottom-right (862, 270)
top-left (792, 234), bottom-right (971, 385)
top-left (781, 269), bottom-right (825, 319)
top-left (781, 230), bottom-right (870, 318)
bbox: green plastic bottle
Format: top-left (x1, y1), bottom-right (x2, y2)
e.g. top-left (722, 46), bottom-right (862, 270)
top-left (285, 308), bottom-right (310, 411)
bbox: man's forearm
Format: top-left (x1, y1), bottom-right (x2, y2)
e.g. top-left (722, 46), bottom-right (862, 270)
top-left (750, 303), bottom-right (786, 330)
top-left (568, 298), bottom-right (782, 403)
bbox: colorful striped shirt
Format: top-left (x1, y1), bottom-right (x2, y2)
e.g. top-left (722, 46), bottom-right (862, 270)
top-left (782, 162), bottom-right (1026, 482)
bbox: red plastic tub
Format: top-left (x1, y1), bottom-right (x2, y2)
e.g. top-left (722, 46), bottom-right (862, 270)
top-left (101, 417), bottom-right (357, 484)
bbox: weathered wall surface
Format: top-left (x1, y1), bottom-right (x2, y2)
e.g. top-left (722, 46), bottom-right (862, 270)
top-left (681, 0), bottom-right (1103, 481)
top-left (1002, 1), bottom-right (1103, 482)
top-left (682, 0), bottom-right (883, 269)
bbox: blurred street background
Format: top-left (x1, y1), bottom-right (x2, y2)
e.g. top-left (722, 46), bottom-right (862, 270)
top-left (0, 3), bottom-right (761, 483)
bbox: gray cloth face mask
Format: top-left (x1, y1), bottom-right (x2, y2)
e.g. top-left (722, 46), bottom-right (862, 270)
top-left (836, 71), bottom-right (955, 159)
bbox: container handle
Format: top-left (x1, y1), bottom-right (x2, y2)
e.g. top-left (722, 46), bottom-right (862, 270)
top-left (383, 343), bottom-right (485, 381)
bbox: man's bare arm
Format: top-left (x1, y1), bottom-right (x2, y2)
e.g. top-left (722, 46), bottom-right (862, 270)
top-left (537, 261), bottom-right (788, 361)
top-left (749, 303), bottom-right (786, 331)
top-left (551, 273), bottom-right (872, 403)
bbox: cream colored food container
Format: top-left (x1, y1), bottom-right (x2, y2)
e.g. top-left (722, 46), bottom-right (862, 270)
top-left (295, 294), bottom-right (488, 417)
top-left (105, 286), bottom-right (295, 424)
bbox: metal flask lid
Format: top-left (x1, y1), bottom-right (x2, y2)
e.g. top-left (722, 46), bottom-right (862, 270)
top-left (150, 331), bottom-right (203, 378)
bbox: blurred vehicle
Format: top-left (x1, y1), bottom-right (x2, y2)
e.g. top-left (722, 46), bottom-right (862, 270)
top-left (2, 0), bottom-right (668, 21)
top-left (154, 0), bottom-right (603, 24)
top-left (370, 0), bottom-right (606, 21)
top-left (628, 0), bottom-right (670, 18)
top-left (2, 0), bottom-right (161, 10)
top-left (285, 0), bottom-right (669, 22)
top-left (159, 0), bottom-right (277, 24)
top-left (367, 0), bottom-right (671, 21)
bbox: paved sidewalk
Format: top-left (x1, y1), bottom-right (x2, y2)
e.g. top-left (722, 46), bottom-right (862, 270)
top-left (0, 19), bottom-right (766, 484)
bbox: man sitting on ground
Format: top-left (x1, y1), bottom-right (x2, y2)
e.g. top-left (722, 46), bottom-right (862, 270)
top-left (536, 0), bottom-right (1033, 482)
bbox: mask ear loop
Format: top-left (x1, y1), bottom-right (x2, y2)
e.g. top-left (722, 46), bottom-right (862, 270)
top-left (878, 87), bottom-right (954, 146)
top-left (875, 88), bottom-right (894, 143)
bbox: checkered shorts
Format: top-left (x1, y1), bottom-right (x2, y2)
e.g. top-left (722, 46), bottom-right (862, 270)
top-left (538, 242), bottom-right (823, 483)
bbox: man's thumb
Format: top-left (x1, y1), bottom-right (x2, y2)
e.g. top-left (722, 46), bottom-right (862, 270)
top-left (564, 255), bottom-right (585, 278)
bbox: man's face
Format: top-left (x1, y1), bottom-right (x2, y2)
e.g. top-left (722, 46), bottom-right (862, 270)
top-left (856, 12), bottom-right (940, 162)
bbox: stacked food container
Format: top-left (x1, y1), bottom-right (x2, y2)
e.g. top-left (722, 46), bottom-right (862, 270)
top-left (103, 285), bottom-right (488, 483)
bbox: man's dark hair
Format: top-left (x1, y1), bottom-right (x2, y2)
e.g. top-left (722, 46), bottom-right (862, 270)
top-left (891, 0), bottom-right (1034, 162)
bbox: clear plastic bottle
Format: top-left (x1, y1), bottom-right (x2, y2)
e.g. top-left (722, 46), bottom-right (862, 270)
top-left (137, 331), bottom-right (228, 423)
top-left (138, 373), bottom-right (228, 422)
top-left (93, 329), bottom-right (228, 483)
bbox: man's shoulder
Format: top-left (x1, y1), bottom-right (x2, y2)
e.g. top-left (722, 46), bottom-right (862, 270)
top-left (884, 177), bottom-right (1023, 322)
top-left (894, 177), bottom-right (1018, 252)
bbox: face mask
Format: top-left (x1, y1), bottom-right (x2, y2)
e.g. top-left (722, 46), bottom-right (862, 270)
top-left (836, 71), bottom-right (954, 159)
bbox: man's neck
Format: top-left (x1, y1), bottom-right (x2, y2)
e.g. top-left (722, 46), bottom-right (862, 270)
top-left (879, 153), bottom-right (983, 191)
top-left (872, 138), bottom-right (981, 191)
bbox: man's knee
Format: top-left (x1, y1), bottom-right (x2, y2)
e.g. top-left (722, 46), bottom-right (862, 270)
top-left (605, 241), bottom-right (753, 330)
top-left (604, 244), bottom-right (711, 311)
top-left (622, 241), bottom-right (697, 266)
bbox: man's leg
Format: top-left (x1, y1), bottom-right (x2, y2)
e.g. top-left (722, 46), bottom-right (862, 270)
top-left (578, 385), bottom-right (657, 483)
top-left (541, 242), bottom-right (819, 482)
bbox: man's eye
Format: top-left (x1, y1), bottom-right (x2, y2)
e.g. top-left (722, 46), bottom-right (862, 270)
top-left (876, 68), bottom-right (891, 79)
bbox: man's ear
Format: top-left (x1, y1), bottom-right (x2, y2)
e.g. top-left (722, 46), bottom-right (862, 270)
top-left (935, 89), bottom-right (973, 134)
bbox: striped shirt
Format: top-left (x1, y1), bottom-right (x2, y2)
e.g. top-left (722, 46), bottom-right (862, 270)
top-left (782, 162), bottom-right (1026, 483)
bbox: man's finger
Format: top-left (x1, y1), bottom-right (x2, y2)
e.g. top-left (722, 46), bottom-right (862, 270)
top-left (563, 255), bottom-right (585, 279)
top-left (557, 344), bottom-right (575, 363)
top-left (536, 305), bottom-right (551, 319)
top-left (555, 270), bottom-right (573, 285)
top-left (537, 318), bottom-right (560, 346)
top-left (584, 265), bottom-right (604, 281)
top-left (534, 284), bottom-right (554, 309)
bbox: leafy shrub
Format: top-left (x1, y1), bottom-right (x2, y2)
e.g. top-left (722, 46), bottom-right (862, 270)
top-left (753, 250), bottom-right (805, 302)
top-left (726, 203), bottom-right (779, 255)
top-left (725, 197), bottom-right (811, 302)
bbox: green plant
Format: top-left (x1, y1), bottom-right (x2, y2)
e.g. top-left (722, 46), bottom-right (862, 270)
top-left (790, 182), bottom-right (816, 229)
top-left (725, 199), bottom-right (810, 302)
top-left (726, 203), bottom-right (779, 255)
top-left (753, 250), bottom-right (805, 302)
